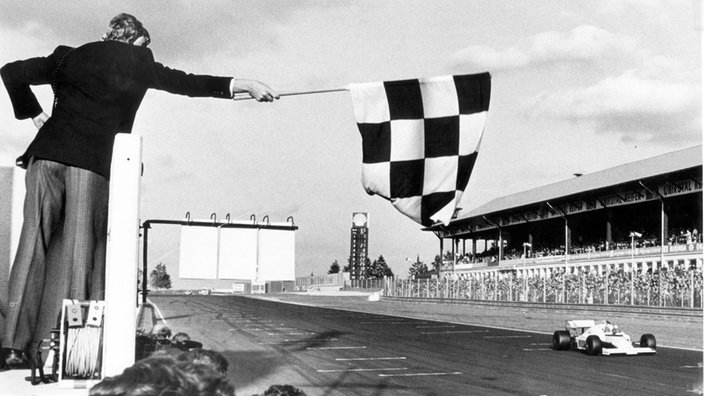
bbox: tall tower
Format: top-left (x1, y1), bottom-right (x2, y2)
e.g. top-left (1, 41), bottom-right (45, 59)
top-left (349, 212), bottom-right (369, 280)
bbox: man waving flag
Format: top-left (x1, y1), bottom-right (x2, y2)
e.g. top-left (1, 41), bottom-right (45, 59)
top-left (349, 72), bottom-right (491, 226)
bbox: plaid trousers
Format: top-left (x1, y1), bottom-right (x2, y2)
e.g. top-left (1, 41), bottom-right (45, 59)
top-left (2, 159), bottom-right (108, 351)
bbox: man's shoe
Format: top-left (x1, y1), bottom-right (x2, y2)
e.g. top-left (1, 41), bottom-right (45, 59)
top-left (4, 349), bottom-right (29, 369)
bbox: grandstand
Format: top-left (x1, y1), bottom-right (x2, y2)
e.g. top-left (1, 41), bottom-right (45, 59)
top-left (417, 145), bottom-right (702, 307)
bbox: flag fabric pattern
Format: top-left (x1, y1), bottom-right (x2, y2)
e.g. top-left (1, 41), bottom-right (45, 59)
top-left (349, 72), bottom-right (491, 226)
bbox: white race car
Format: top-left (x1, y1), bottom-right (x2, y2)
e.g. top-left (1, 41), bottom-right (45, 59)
top-left (552, 320), bottom-right (656, 356)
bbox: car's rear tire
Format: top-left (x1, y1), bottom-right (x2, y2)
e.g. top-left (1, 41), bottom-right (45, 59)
top-left (585, 335), bottom-right (602, 355)
top-left (552, 330), bottom-right (571, 350)
top-left (640, 334), bottom-right (656, 349)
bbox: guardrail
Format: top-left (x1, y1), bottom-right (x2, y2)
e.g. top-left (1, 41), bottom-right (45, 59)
top-left (382, 296), bottom-right (703, 319)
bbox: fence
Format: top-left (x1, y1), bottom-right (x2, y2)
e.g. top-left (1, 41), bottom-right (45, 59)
top-left (295, 272), bottom-right (347, 291)
top-left (384, 267), bottom-right (704, 308)
top-left (295, 273), bottom-right (385, 291)
top-left (347, 278), bottom-right (385, 290)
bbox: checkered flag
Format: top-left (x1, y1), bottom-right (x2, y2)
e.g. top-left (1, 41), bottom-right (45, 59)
top-left (349, 72), bottom-right (491, 226)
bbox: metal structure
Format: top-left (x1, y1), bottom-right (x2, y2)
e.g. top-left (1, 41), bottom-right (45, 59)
top-left (140, 214), bottom-right (297, 302)
top-left (349, 212), bottom-right (369, 280)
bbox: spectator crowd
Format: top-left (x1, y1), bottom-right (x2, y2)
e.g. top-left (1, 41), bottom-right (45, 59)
top-left (451, 227), bottom-right (701, 266)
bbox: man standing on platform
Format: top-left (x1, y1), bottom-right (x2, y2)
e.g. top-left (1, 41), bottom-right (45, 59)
top-left (0, 12), bottom-right (279, 368)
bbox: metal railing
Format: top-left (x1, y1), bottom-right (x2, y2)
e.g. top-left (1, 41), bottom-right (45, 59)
top-left (294, 273), bottom-right (385, 291)
top-left (384, 268), bottom-right (704, 308)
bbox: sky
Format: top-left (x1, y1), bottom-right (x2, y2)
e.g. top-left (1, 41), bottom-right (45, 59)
top-left (0, 0), bottom-right (701, 278)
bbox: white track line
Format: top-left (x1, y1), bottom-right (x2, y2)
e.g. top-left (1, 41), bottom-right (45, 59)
top-left (335, 357), bottom-right (407, 361)
top-left (421, 330), bottom-right (489, 335)
top-left (146, 298), bottom-right (168, 327)
top-left (604, 373), bottom-right (632, 380)
top-left (379, 371), bottom-right (462, 377)
top-left (307, 346), bottom-right (367, 350)
top-left (283, 338), bottom-right (338, 342)
top-left (258, 338), bottom-right (338, 345)
top-left (484, 335), bottom-right (533, 339)
top-left (317, 367), bottom-right (407, 373)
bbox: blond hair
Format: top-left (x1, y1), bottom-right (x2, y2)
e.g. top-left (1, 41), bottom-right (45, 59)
top-left (102, 13), bottom-right (150, 47)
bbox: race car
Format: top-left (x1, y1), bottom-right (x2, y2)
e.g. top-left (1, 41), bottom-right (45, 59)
top-left (552, 319), bottom-right (656, 356)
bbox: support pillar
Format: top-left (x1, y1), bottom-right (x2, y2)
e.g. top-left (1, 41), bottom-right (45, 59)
top-left (565, 219), bottom-right (571, 257)
top-left (606, 209), bottom-right (613, 249)
top-left (498, 229), bottom-right (503, 262)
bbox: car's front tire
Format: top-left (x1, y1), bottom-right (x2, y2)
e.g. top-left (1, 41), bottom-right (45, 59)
top-left (552, 330), bottom-right (571, 350)
top-left (585, 335), bottom-right (602, 355)
top-left (640, 334), bottom-right (656, 349)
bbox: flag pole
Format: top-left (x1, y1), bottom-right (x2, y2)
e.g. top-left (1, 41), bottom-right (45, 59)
top-left (232, 86), bottom-right (349, 101)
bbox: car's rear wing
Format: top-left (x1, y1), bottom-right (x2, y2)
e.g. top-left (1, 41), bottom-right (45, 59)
top-left (566, 320), bottom-right (596, 329)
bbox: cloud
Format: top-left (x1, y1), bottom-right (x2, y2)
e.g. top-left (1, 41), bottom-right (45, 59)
top-left (526, 56), bottom-right (701, 144)
top-left (452, 25), bottom-right (640, 71)
top-left (597, 0), bottom-right (669, 19)
top-left (0, 1), bottom-right (348, 68)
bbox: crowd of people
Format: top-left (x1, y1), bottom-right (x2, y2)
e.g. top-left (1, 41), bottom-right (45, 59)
top-left (452, 227), bottom-right (701, 265)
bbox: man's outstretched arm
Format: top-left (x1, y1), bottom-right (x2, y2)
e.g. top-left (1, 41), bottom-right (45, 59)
top-left (146, 57), bottom-right (278, 102)
top-left (230, 79), bottom-right (279, 102)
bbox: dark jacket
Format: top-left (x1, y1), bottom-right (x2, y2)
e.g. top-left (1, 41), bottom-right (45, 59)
top-left (1, 40), bottom-right (232, 178)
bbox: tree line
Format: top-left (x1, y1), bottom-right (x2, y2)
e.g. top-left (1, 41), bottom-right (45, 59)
top-left (326, 252), bottom-right (454, 279)
top-left (327, 255), bottom-right (394, 278)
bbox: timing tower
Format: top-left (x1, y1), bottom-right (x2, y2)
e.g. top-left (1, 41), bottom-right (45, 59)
top-left (349, 212), bottom-right (369, 280)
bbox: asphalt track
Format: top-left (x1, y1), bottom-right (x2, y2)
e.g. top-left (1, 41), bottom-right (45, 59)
top-left (150, 295), bottom-right (702, 396)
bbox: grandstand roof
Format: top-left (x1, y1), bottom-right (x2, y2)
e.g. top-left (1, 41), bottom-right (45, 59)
top-left (455, 144), bottom-right (702, 221)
